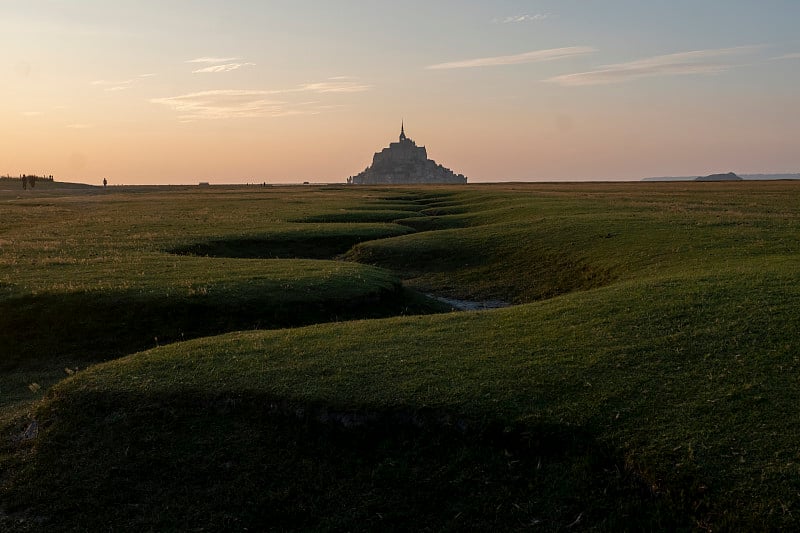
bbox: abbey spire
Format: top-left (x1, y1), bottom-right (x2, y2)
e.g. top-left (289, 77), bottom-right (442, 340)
top-left (399, 121), bottom-right (407, 141)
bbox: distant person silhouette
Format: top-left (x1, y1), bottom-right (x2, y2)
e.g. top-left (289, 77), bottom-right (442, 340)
top-left (22, 175), bottom-right (27, 190)
top-left (103, 178), bottom-right (107, 189)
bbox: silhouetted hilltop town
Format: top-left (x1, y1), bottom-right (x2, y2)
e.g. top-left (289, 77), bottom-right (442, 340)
top-left (348, 124), bottom-right (467, 185)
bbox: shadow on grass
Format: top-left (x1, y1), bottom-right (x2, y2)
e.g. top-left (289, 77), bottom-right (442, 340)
top-left (3, 391), bottom-right (688, 532)
top-left (0, 287), bottom-right (446, 372)
top-left (168, 232), bottom-right (410, 260)
top-left (296, 210), bottom-right (419, 224)
top-left (170, 236), bottom-right (353, 260)
top-left (394, 215), bottom-right (470, 232)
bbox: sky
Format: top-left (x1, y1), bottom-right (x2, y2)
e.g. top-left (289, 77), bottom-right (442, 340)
top-left (2, 0), bottom-right (800, 184)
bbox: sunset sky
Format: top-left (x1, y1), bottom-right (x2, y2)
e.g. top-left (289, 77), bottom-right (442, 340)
top-left (3, 1), bottom-right (800, 184)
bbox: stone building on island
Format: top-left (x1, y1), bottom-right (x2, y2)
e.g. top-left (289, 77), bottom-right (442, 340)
top-left (348, 124), bottom-right (467, 184)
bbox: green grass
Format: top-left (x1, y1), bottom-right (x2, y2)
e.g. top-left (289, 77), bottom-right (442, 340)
top-left (2, 182), bottom-right (800, 530)
top-left (0, 186), bottom-right (445, 438)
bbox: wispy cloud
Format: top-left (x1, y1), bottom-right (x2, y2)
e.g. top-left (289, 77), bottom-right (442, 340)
top-left (192, 62), bottom-right (255, 74)
top-left (546, 45), bottom-right (763, 86)
top-left (66, 123), bottom-right (93, 129)
top-left (92, 79), bottom-right (134, 86)
top-left (21, 111), bottom-right (43, 117)
top-left (495, 14), bottom-right (550, 23)
top-left (297, 79), bottom-right (372, 93)
top-left (151, 90), bottom-right (285, 120)
top-left (94, 79), bottom-right (135, 92)
top-left (151, 77), bottom-right (372, 120)
top-left (186, 57), bottom-right (240, 64)
top-left (426, 46), bottom-right (595, 70)
top-left (771, 52), bottom-right (800, 61)
top-left (91, 74), bottom-right (155, 91)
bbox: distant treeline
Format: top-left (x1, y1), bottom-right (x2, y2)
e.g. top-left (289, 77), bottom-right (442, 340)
top-left (1, 174), bottom-right (55, 190)
top-left (1, 174), bottom-right (55, 181)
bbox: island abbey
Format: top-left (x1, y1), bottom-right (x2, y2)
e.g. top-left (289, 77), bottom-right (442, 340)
top-left (348, 124), bottom-right (467, 185)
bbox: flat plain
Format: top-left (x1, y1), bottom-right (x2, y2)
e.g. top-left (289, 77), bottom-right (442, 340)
top-left (1, 181), bottom-right (799, 530)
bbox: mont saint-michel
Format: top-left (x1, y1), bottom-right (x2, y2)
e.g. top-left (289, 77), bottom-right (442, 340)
top-left (348, 124), bottom-right (467, 185)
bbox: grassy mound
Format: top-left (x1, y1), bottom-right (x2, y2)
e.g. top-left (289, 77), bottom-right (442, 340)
top-left (346, 184), bottom-right (798, 303)
top-left (3, 182), bottom-right (800, 530)
top-left (0, 259), bottom-right (436, 370)
top-left (346, 225), bottom-right (614, 302)
top-left (0, 188), bottom-right (444, 424)
top-left (4, 390), bottom-right (678, 530)
top-left (6, 262), bottom-right (797, 529)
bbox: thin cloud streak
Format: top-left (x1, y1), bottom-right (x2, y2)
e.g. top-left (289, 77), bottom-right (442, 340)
top-left (92, 74), bottom-right (155, 90)
top-left (771, 52), bottom-right (800, 60)
top-left (186, 57), bottom-right (240, 64)
top-left (192, 62), bottom-right (255, 73)
top-left (92, 79), bottom-right (134, 86)
top-left (151, 78), bottom-right (372, 120)
top-left (151, 90), bottom-right (287, 120)
top-left (547, 45), bottom-right (764, 86)
top-left (426, 46), bottom-right (595, 70)
top-left (296, 79), bottom-right (372, 93)
top-left (497, 14), bottom-right (550, 23)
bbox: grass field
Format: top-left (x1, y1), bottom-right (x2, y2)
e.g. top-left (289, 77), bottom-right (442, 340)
top-left (1, 181), bottom-right (799, 530)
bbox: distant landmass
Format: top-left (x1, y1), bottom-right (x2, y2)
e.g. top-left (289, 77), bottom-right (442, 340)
top-left (348, 124), bottom-right (467, 185)
top-left (695, 172), bottom-right (742, 182)
top-left (741, 173), bottom-right (800, 181)
top-left (643, 173), bottom-right (800, 182)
